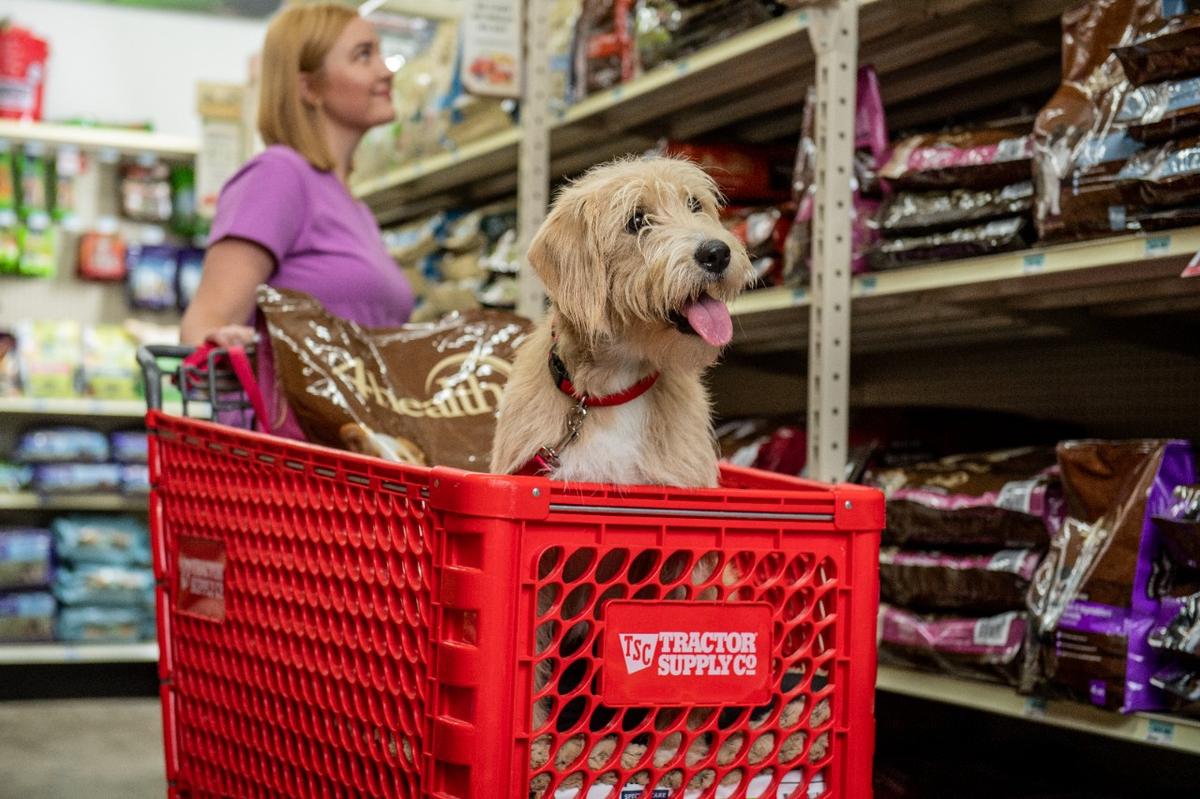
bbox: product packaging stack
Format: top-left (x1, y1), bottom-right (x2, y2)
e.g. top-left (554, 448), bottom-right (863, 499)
top-left (12, 427), bottom-right (148, 497)
top-left (0, 528), bottom-right (55, 643)
top-left (9, 319), bottom-right (140, 400)
top-left (382, 200), bottom-right (518, 323)
top-left (870, 448), bottom-right (1061, 686)
top-left (1035, 1), bottom-right (1200, 241)
top-left (1149, 485), bottom-right (1200, 712)
top-left (51, 515), bottom-right (155, 643)
top-left (871, 128), bottom-right (1036, 270)
top-left (1027, 440), bottom-right (1197, 712)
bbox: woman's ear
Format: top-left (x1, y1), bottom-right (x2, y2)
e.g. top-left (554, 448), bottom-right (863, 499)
top-left (527, 195), bottom-right (609, 340)
top-left (297, 71), bottom-right (322, 107)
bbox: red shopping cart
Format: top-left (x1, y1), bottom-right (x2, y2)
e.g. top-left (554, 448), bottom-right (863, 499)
top-left (139, 345), bottom-right (882, 799)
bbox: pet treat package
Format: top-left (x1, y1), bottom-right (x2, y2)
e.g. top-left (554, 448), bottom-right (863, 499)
top-left (15, 427), bottom-right (109, 463)
top-left (1027, 439), bottom-right (1197, 712)
top-left (872, 447), bottom-right (1061, 550)
top-left (879, 548), bottom-right (1041, 615)
top-left (877, 604), bottom-right (1031, 686)
top-left (258, 286), bottom-right (532, 471)
top-left (0, 528), bottom-right (53, 590)
top-left (33, 463), bottom-right (122, 494)
top-left (1033, 0), bottom-right (1200, 241)
top-left (0, 591), bottom-right (56, 643)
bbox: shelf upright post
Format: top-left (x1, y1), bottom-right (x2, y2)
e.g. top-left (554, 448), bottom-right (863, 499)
top-left (516, 0), bottom-right (553, 320)
top-left (805, 0), bottom-right (858, 483)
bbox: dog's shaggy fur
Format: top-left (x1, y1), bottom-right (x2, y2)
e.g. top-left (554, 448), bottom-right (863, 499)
top-left (490, 157), bottom-right (755, 487)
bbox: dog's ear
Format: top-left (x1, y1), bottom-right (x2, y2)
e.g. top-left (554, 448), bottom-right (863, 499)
top-left (527, 195), bottom-right (609, 338)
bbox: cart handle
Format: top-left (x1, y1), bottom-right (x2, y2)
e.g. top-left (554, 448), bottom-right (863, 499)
top-left (137, 345), bottom-right (195, 412)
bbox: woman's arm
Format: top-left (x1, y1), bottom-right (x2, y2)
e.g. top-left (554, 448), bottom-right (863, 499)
top-left (180, 238), bottom-right (274, 347)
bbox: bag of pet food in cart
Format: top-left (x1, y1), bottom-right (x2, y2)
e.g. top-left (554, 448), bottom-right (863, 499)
top-left (258, 286), bottom-right (531, 471)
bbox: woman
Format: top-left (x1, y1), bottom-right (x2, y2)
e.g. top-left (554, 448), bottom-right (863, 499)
top-left (181, 3), bottom-right (413, 437)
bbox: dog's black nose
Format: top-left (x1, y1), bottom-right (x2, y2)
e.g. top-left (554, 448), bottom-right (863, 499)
top-left (695, 240), bottom-right (731, 275)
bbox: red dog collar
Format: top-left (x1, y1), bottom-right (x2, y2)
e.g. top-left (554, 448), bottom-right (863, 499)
top-left (514, 346), bottom-right (659, 476)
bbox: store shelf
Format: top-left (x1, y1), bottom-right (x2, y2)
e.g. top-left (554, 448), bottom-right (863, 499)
top-left (877, 665), bottom-right (1200, 756)
top-left (0, 493), bottom-right (148, 512)
top-left (0, 642), bottom-right (158, 665)
top-left (0, 396), bottom-right (210, 419)
top-left (0, 120), bottom-right (197, 160)
top-left (730, 227), bottom-right (1200, 354)
top-left (356, 0), bottom-right (1073, 224)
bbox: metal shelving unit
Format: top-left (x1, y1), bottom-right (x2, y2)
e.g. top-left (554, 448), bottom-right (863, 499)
top-left (0, 493), bottom-right (148, 512)
top-left (0, 642), bottom-right (158, 665)
top-left (878, 665), bottom-right (1200, 756)
top-left (351, 0), bottom-right (1200, 761)
top-left (0, 120), bottom-right (197, 160)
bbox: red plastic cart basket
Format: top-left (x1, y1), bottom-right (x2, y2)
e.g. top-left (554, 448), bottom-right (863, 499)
top-left (141, 348), bottom-right (882, 799)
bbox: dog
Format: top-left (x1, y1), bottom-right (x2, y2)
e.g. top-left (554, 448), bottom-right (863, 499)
top-left (490, 156), bottom-right (755, 487)
top-left (491, 158), bottom-right (829, 795)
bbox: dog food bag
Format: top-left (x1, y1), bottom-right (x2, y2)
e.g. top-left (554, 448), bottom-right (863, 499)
top-left (15, 427), bottom-right (109, 463)
top-left (877, 604), bottom-right (1031, 686)
top-left (33, 463), bottom-right (122, 494)
top-left (52, 515), bottom-right (150, 568)
top-left (786, 67), bottom-right (887, 282)
top-left (1150, 663), bottom-right (1200, 716)
top-left (1027, 439), bottom-right (1196, 712)
top-left (1118, 134), bottom-right (1200, 208)
top-left (0, 528), bottom-right (52, 590)
top-left (1033, 0), bottom-right (1192, 240)
top-left (258, 286), bottom-right (531, 471)
top-left (877, 182), bottom-right (1034, 234)
top-left (0, 591), bottom-right (55, 643)
top-left (1119, 75), bottom-right (1200, 143)
top-left (867, 216), bottom-right (1033, 271)
top-left (56, 605), bottom-right (146, 644)
top-left (1159, 483), bottom-right (1200, 572)
top-left (880, 131), bottom-right (1033, 191)
top-left (1113, 9), bottom-right (1200, 86)
top-left (1149, 591), bottom-right (1200, 657)
top-left (880, 548), bottom-right (1042, 615)
top-left (53, 564), bottom-right (155, 608)
top-left (872, 447), bottom-right (1060, 550)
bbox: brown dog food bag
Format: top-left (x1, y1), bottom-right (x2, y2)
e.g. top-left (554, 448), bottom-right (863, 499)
top-left (258, 286), bottom-right (531, 471)
top-left (872, 447), bottom-right (1061, 550)
top-left (877, 604), bottom-right (1031, 686)
top-left (879, 131), bottom-right (1033, 191)
top-left (879, 548), bottom-right (1042, 615)
top-left (1113, 10), bottom-right (1200, 86)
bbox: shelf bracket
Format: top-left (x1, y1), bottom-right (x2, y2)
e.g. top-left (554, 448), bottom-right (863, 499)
top-left (517, 0), bottom-right (552, 320)
top-left (805, 0), bottom-right (858, 483)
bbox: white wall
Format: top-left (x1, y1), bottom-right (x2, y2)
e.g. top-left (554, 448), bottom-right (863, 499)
top-left (5, 0), bottom-right (268, 138)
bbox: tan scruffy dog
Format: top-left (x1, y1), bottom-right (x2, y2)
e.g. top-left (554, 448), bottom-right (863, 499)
top-left (491, 157), bottom-right (755, 486)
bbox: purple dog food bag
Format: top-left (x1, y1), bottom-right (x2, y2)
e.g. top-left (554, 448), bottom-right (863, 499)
top-left (1028, 439), bottom-right (1197, 712)
top-left (878, 604), bottom-right (1030, 686)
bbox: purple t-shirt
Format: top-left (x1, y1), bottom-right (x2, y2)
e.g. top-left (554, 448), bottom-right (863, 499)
top-left (210, 145), bottom-right (414, 439)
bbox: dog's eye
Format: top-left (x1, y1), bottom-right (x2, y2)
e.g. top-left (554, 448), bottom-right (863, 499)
top-left (688, 197), bottom-right (704, 213)
top-left (626, 210), bottom-right (648, 234)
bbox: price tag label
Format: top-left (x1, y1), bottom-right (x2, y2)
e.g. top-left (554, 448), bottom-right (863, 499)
top-left (792, 287), bottom-right (807, 304)
top-left (858, 276), bottom-right (878, 296)
top-left (676, 60), bottom-right (690, 75)
top-left (1022, 253), bottom-right (1045, 274)
top-left (1146, 719), bottom-right (1175, 744)
top-left (1145, 235), bottom-right (1171, 258)
top-left (1023, 697), bottom-right (1048, 719)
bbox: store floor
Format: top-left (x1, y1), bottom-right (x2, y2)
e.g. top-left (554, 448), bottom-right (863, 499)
top-left (0, 698), bottom-right (165, 799)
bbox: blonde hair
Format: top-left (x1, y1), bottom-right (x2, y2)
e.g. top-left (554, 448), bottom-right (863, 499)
top-left (257, 2), bottom-right (357, 172)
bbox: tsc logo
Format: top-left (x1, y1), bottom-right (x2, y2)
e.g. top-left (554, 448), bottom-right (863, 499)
top-left (619, 634), bottom-right (660, 675)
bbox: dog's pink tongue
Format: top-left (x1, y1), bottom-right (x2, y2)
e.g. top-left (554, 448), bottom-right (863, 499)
top-left (684, 295), bottom-right (733, 347)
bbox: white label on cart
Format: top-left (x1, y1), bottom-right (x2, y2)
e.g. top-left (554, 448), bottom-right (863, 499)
top-left (178, 536), bottom-right (226, 622)
top-left (973, 612), bottom-right (1017, 647)
top-left (1146, 719), bottom-right (1175, 744)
